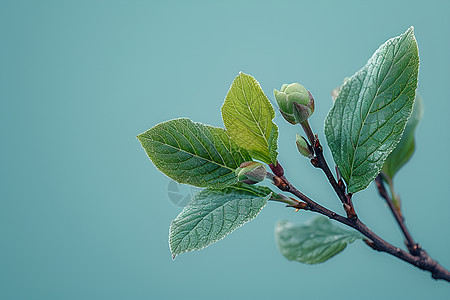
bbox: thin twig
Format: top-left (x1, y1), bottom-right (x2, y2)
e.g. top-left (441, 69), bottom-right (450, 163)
top-left (314, 138), bottom-right (356, 219)
top-left (300, 120), bottom-right (316, 148)
top-left (375, 174), bottom-right (420, 255)
top-left (300, 120), bottom-right (356, 219)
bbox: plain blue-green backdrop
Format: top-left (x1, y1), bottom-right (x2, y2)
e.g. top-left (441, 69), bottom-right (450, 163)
top-left (2, 0), bottom-right (450, 299)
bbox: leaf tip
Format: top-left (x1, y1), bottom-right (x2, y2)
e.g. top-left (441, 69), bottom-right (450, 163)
top-left (136, 132), bottom-right (148, 145)
top-left (405, 26), bottom-right (417, 42)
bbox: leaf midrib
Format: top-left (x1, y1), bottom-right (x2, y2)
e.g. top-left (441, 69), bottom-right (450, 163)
top-left (229, 75), bottom-right (270, 148)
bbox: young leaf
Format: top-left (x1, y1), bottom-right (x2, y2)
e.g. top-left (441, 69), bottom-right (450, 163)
top-left (324, 27), bottom-right (419, 193)
top-left (221, 72), bottom-right (278, 164)
top-left (382, 94), bottom-right (423, 180)
top-left (137, 118), bottom-right (251, 188)
top-left (275, 217), bottom-right (363, 264)
top-left (169, 184), bottom-right (272, 257)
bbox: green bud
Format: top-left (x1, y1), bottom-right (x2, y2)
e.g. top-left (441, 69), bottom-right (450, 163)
top-left (296, 134), bottom-right (314, 158)
top-left (235, 161), bottom-right (267, 184)
top-left (274, 83), bottom-right (315, 124)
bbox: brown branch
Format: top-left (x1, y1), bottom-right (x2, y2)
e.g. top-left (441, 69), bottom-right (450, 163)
top-left (300, 120), bottom-right (356, 219)
top-left (375, 175), bottom-right (421, 256)
top-left (313, 137), bottom-right (357, 219)
top-left (272, 162), bottom-right (450, 282)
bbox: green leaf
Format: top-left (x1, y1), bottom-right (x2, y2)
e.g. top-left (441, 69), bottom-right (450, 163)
top-left (324, 27), bottom-right (419, 193)
top-left (382, 94), bottom-right (423, 179)
top-left (275, 217), bottom-right (363, 264)
top-left (221, 72), bottom-right (278, 164)
top-left (137, 118), bottom-right (252, 188)
top-left (169, 184), bottom-right (272, 257)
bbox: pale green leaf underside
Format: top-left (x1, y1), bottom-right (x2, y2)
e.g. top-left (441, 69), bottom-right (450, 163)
top-left (382, 94), bottom-right (423, 179)
top-left (275, 217), bottom-right (363, 264)
top-left (221, 72), bottom-right (278, 164)
top-left (169, 184), bottom-right (272, 257)
top-left (137, 118), bottom-right (251, 188)
top-left (325, 27), bottom-right (419, 193)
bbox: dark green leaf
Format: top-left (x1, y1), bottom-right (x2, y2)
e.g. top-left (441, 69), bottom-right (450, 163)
top-left (221, 72), bottom-right (278, 164)
top-left (275, 217), bottom-right (363, 264)
top-left (324, 27), bottom-right (419, 193)
top-left (382, 94), bottom-right (423, 179)
top-left (137, 118), bottom-right (251, 188)
top-left (169, 184), bottom-right (272, 257)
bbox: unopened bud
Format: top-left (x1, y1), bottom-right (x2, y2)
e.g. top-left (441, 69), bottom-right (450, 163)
top-left (235, 161), bottom-right (267, 184)
top-left (296, 134), bottom-right (314, 158)
top-left (274, 83), bottom-right (315, 124)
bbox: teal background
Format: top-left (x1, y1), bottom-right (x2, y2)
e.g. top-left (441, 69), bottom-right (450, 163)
top-left (2, 0), bottom-right (450, 299)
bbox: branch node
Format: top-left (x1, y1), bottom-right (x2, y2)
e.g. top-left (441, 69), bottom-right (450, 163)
top-left (314, 137), bottom-right (321, 150)
top-left (269, 161), bottom-right (284, 177)
top-left (310, 158), bottom-right (320, 168)
top-left (363, 239), bottom-right (381, 251)
top-left (407, 242), bottom-right (422, 256)
top-left (343, 203), bottom-right (358, 220)
top-left (272, 175), bottom-right (289, 191)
